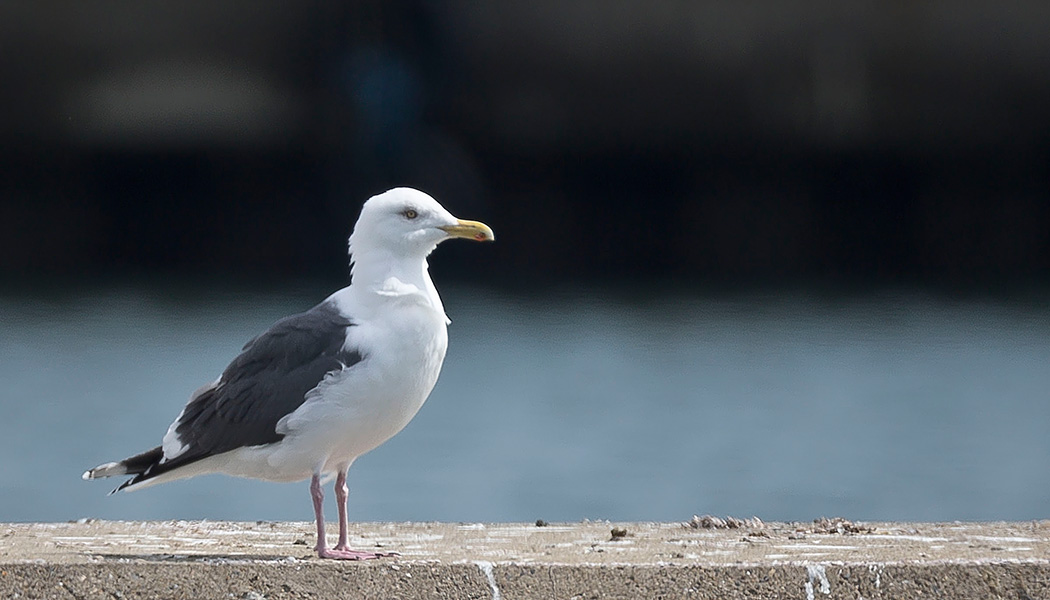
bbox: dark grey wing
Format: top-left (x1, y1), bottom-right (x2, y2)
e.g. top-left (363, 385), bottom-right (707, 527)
top-left (133, 300), bottom-right (364, 483)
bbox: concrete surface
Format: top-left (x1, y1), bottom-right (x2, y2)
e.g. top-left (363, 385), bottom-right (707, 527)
top-left (2, 519), bottom-right (1049, 599)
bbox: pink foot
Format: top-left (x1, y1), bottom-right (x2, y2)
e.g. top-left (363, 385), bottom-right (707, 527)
top-left (316, 546), bottom-right (398, 560)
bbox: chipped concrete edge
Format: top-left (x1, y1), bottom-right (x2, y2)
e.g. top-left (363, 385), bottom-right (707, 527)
top-left (3, 521), bottom-right (1050, 599)
top-left (4, 558), bottom-right (1049, 600)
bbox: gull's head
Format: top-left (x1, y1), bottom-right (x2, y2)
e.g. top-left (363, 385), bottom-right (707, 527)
top-left (349, 188), bottom-right (494, 261)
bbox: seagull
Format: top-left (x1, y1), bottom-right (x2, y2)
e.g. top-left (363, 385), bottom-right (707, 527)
top-left (83, 187), bottom-right (494, 560)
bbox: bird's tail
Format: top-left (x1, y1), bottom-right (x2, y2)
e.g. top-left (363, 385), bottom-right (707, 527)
top-left (82, 446), bottom-right (163, 493)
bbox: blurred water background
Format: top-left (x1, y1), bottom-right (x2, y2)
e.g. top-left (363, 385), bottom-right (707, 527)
top-left (3, 3), bottom-right (1050, 525)
top-left (3, 281), bottom-right (1048, 524)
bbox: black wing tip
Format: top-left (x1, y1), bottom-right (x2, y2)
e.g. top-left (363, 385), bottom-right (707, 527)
top-left (110, 475), bottom-right (144, 495)
top-left (84, 446), bottom-right (166, 494)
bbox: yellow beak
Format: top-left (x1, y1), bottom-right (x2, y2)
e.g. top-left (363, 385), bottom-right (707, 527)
top-left (440, 219), bottom-right (495, 242)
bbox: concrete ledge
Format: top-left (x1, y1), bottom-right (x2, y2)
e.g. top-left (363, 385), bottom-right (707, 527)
top-left (3, 520), bottom-right (1049, 599)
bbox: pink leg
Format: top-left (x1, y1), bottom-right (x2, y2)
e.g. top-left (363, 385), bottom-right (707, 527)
top-left (309, 472), bottom-right (393, 560)
top-left (310, 474), bottom-right (328, 554)
top-left (333, 470), bottom-right (351, 550)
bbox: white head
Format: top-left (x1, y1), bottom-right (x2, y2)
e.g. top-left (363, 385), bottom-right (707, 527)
top-left (348, 187), bottom-right (494, 272)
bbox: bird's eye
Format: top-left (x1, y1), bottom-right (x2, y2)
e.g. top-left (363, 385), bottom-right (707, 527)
top-left (403, 209), bottom-right (418, 219)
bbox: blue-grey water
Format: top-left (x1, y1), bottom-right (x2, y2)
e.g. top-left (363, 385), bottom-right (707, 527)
top-left (2, 283), bottom-right (1049, 524)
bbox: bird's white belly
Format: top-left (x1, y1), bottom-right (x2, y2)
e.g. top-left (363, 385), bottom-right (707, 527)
top-left (246, 304), bottom-right (449, 480)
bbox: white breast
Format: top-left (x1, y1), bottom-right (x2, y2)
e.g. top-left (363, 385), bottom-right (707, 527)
top-left (267, 290), bottom-right (449, 477)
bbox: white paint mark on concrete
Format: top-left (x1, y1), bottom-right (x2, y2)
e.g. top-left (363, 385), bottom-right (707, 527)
top-left (485, 525), bottom-right (578, 535)
top-left (476, 560), bottom-right (501, 600)
top-left (805, 564), bottom-right (830, 600)
top-left (970, 535), bottom-right (1039, 543)
top-left (857, 534), bottom-right (948, 543)
top-left (778, 544), bottom-right (860, 551)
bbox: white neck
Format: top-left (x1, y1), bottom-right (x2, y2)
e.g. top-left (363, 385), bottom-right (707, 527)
top-left (346, 245), bottom-right (447, 320)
